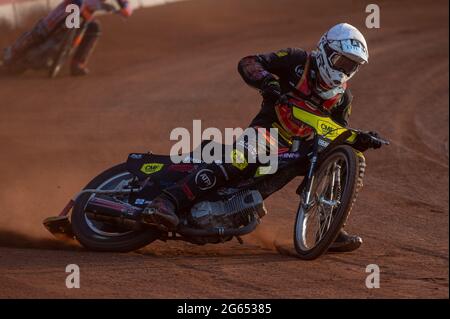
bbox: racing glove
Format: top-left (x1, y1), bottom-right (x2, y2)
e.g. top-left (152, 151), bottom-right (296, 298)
top-left (117, 0), bottom-right (133, 17)
top-left (353, 131), bottom-right (383, 151)
top-left (260, 78), bottom-right (281, 103)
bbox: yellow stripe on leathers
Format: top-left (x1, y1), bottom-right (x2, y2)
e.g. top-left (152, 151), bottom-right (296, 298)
top-left (292, 107), bottom-right (357, 142)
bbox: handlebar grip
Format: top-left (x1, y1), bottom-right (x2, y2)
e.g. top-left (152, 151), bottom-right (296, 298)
top-left (369, 135), bottom-right (390, 145)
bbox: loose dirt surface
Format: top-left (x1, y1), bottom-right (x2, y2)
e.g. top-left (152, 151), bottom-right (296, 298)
top-left (0, 0), bottom-right (448, 298)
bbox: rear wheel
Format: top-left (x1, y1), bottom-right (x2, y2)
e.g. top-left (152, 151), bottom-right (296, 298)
top-left (293, 146), bottom-right (364, 260)
top-left (71, 163), bottom-right (160, 252)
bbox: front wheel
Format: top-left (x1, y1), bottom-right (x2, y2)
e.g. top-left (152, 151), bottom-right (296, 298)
top-left (48, 28), bottom-right (77, 78)
top-left (293, 146), bottom-right (365, 260)
top-left (71, 163), bottom-right (160, 252)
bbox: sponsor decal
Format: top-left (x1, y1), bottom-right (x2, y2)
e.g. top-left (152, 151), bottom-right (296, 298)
top-left (230, 149), bottom-right (248, 170)
top-left (276, 50), bottom-right (289, 57)
top-left (140, 163), bottom-right (164, 175)
top-left (279, 152), bottom-right (301, 159)
top-left (195, 169), bottom-right (216, 191)
top-left (168, 164), bottom-right (195, 172)
top-left (254, 166), bottom-right (271, 177)
top-left (134, 198), bottom-right (147, 205)
top-left (129, 153), bottom-right (144, 159)
top-left (295, 65), bottom-right (304, 77)
top-left (318, 120), bottom-right (339, 138)
top-left (318, 138), bottom-right (330, 148)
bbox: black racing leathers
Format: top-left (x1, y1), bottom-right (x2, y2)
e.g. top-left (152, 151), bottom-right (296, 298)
top-left (238, 48), bottom-right (353, 128)
top-left (163, 48), bottom-right (356, 211)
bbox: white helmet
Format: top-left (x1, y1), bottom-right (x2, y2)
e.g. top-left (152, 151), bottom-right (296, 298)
top-left (315, 23), bottom-right (369, 89)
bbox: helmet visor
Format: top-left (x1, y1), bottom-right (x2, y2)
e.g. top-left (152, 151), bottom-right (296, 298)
top-left (331, 53), bottom-right (360, 75)
top-left (324, 44), bottom-right (361, 76)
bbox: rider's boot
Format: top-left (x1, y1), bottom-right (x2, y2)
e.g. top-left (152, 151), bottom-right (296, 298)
top-left (70, 62), bottom-right (90, 76)
top-left (70, 21), bottom-right (101, 77)
top-left (141, 194), bottom-right (179, 231)
top-left (329, 229), bottom-right (363, 252)
top-left (143, 162), bottom-right (241, 231)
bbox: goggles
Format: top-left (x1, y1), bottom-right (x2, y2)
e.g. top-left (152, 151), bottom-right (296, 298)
top-left (324, 43), bottom-right (361, 76)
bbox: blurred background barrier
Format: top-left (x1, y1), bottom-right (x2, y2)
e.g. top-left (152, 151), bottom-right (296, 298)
top-left (0, 0), bottom-right (188, 28)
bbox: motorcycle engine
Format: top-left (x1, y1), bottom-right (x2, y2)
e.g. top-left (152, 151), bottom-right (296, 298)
top-left (189, 190), bottom-right (267, 230)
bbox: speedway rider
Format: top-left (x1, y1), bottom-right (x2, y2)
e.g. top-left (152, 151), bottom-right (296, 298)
top-left (2, 0), bottom-right (132, 76)
top-left (149, 23), bottom-right (383, 253)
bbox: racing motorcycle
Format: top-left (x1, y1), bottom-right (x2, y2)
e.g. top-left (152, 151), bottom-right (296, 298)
top-left (43, 95), bottom-right (389, 260)
top-left (0, 5), bottom-right (116, 78)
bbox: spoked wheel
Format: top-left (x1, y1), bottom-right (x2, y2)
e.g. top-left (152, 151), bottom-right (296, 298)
top-left (71, 163), bottom-right (160, 252)
top-left (293, 146), bottom-right (364, 260)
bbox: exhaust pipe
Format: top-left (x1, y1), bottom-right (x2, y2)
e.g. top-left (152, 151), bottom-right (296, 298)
top-left (85, 196), bottom-right (143, 228)
top-left (85, 196), bottom-right (260, 238)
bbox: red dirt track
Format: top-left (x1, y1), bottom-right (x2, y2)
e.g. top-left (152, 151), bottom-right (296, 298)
top-left (0, 0), bottom-right (448, 298)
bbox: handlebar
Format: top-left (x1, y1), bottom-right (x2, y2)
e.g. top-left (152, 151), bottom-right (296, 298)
top-left (351, 128), bottom-right (390, 146)
top-left (369, 134), bottom-right (390, 145)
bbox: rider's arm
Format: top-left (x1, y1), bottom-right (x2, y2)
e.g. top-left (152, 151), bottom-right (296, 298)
top-left (330, 89), bottom-right (352, 127)
top-left (237, 48), bottom-right (307, 89)
top-left (116, 0), bottom-right (133, 17)
top-left (90, 0), bottom-right (132, 16)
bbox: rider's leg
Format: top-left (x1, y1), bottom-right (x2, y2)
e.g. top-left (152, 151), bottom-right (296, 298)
top-left (143, 128), bottom-right (273, 230)
top-left (329, 229), bottom-right (362, 252)
top-left (71, 20), bottom-right (101, 76)
top-left (144, 161), bottom-right (245, 230)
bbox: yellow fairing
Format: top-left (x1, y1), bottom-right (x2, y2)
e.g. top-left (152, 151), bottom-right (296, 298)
top-left (292, 107), bottom-right (357, 142)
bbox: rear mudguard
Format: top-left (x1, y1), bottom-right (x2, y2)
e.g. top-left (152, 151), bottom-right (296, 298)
top-left (125, 153), bottom-right (199, 206)
top-left (43, 215), bottom-right (74, 239)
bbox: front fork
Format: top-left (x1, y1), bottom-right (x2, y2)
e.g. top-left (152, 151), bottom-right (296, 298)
top-left (301, 136), bottom-right (341, 212)
top-left (302, 137), bottom-right (319, 211)
top-left (70, 9), bottom-right (95, 52)
top-left (303, 160), bottom-right (317, 208)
